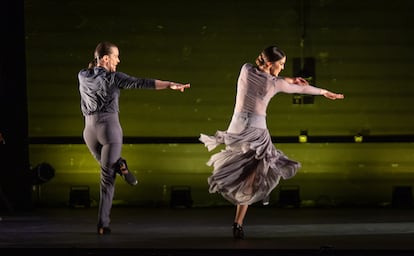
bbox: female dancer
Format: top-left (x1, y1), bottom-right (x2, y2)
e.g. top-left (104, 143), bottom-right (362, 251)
top-left (200, 45), bottom-right (344, 239)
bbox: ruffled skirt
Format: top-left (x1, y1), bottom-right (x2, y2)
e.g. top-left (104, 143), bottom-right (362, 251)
top-left (199, 112), bottom-right (301, 205)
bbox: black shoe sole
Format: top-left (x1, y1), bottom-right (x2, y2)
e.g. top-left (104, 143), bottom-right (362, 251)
top-left (232, 223), bottom-right (244, 240)
top-left (97, 227), bottom-right (111, 235)
top-left (115, 158), bottom-right (138, 186)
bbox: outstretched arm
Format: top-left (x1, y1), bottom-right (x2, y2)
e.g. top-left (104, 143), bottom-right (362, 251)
top-left (284, 77), bottom-right (309, 86)
top-left (155, 80), bottom-right (191, 92)
top-left (320, 89), bottom-right (344, 100)
top-left (277, 79), bottom-right (344, 100)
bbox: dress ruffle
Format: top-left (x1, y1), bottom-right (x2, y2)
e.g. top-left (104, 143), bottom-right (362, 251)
top-left (200, 127), bottom-right (301, 205)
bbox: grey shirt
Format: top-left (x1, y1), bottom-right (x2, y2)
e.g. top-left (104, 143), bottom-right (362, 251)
top-left (78, 67), bottom-right (156, 116)
top-left (233, 63), bottom-right (323, 116)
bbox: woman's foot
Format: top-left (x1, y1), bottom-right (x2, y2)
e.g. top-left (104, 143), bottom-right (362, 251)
top-left (97, 226), bottom-right (111, 235)
top-left (232, 222), bottom-right (244, 240)
top-left (115, 157), bottom-right (138, 186)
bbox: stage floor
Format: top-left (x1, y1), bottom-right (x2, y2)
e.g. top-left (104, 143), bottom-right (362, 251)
top-left (1, 206), bottom-right (414, 255)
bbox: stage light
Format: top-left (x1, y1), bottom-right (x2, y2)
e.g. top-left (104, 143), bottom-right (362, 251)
top-left (170, 185), bottom-right (193, 208)
top-left (354, 129), bottom-right (369, 143)
top-left (30, 162), bottom-right (55, 185)
top-left (278, 185), bottom-right (301, 208)
top-left (299, 130), bottom-right (308, 143)
top-left (69, 185), bottom-right (91, 208)
top-left (354, 133), bottom-right (363, 143)
top-left (392, 186), bottom-right (413, 208)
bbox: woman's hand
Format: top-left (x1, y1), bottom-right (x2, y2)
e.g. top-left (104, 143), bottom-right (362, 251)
top-left (321, 89), bottom-right (344, 100)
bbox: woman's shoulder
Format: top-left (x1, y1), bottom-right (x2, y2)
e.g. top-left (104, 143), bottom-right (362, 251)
top-left (241, 63), bottom-right (253, 69)
top-left (240, 63), bottom-right (255, 74)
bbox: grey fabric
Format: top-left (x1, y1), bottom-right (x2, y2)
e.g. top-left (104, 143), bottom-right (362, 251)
top-left (199, 62), bottom-right (322, 206)
top-left (233, 63), bottom-right (322, 115)
top-left (79, 66), bottom-right (156, 229)
top-left (200, 112), bottom-right (300, 206)
top-left (83, 112), bottom-right (122, 228)
top-left (79, 67), bottom-right (155, 116)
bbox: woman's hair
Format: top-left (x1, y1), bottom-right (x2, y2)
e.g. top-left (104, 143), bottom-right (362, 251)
top-left (255, 46), bottom-right (285, 67)
top-left (87, 41), bottom-right (117, 69)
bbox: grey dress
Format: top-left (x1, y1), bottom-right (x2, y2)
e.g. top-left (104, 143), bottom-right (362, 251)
top-left (200, 63), bottom-right (324, 205)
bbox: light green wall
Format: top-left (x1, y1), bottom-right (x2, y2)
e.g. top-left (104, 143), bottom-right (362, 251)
top-left (30, 143), bottom-right (414, 207)
top-left (25, 0), bottom-right (414, 137)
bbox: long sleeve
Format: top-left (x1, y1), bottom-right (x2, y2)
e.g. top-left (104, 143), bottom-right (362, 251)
top-left (78, 67), bottom-right (156, 115)
top-left (114, 72), bottom-right (155, 89)
top-left (274, 79), bottom-right (323, 95)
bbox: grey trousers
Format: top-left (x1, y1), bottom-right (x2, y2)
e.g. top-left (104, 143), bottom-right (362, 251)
top-left (83, 112), bottom-right (122, 228)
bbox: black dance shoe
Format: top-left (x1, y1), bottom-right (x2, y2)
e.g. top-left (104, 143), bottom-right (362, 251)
top-left (97, 226), bottom-right (111, 235)
top-left (115, 157), bottom-right (138, 186)
top-left (232, 222), bottom-right (244, 240)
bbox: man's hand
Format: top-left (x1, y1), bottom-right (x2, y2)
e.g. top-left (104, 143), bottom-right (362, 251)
top-left (170, 82), bottom-right (191, 92)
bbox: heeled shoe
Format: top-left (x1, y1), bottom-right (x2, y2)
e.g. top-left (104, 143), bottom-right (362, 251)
top-left (97, 226), bottom-right (111, 235)
top-left (115, 157), bottom-right (138, 186)
top-left (232, 222), bottom-right (244, 240)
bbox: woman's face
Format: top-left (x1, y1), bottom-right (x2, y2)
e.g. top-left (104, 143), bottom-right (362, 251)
top-left (269, 56), bottom-right (286, 76)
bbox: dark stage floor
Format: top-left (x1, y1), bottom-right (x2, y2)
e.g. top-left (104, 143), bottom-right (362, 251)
top-left (1, 206), bottom-right (414, 256)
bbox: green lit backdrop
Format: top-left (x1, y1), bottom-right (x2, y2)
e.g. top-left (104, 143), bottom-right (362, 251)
top-left (24, 0), bottom-right (414, 207)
